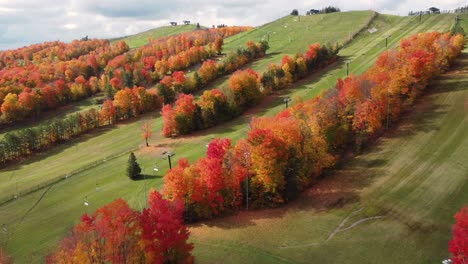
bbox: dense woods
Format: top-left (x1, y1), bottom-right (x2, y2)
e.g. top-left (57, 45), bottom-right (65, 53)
top-left (0, 39), bottom-right (129, 124)
top-left (161, 42), bottom-right (339, 136)
top-left (161, 32), bottom-right (464, 220)
top-left (0, 27), bottom-right (250, 126)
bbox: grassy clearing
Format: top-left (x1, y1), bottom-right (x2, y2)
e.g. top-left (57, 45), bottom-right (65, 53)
top-left (110, 24), bottom-right (197, 49)
top-left (0, 12), bottom-right (458, 262)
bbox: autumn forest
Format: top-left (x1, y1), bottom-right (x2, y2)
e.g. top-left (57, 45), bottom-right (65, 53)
top-left (0, 6), bottom-right (467, 264)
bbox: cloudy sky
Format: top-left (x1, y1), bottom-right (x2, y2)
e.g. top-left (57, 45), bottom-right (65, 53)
top-left (0, 0), bottom-right (465, 50)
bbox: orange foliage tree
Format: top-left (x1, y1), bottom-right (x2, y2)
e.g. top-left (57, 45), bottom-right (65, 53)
top-left (141, 120), bottom-right (152, 147)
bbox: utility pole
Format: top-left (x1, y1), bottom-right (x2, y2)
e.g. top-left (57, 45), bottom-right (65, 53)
top-left (162, 151), bottom-right (175, 169)
top-left (283, 97), bottom-right (291, 108)
top-left (140, 166), bottom-right (147, 208)
top-left (346, 61), bottom-right (350, 76)
top-left (245, 151), bottom-right (250, 211)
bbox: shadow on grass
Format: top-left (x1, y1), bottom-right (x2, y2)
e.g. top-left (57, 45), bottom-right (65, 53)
top-left (134, 174), bottom-right (162, 181)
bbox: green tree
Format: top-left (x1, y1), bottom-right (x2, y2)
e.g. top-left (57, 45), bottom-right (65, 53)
top-left (127, 152), bottom-right (141, 180)
top-left (193, 72), bottom-right (202, 90)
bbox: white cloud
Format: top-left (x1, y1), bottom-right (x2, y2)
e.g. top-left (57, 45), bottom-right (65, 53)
top-left (0, 0), bottom-right (466, 50)
top-left (63, 23), bottom-right (78, 30)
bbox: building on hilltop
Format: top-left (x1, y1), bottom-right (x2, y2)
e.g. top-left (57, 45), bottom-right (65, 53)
top-left (429, 7), bottom-right (440, 14)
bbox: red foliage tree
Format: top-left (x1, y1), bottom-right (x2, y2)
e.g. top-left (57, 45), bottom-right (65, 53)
top-left (449, 206), bottom-right (468, 264)
top-left (41, 85), bottom-right (58, 109)
top-left (161, 104), bottom-right (176, 137)
top-left (140, 190), bottom-right (193, 263)
top-left (47, 199), bottom-right (143, 263)
top-left (49, 195), bottom-right (194, 263)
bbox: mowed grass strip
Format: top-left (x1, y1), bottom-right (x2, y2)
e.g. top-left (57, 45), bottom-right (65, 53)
top-left (0, 12), bottom-right (458, 262)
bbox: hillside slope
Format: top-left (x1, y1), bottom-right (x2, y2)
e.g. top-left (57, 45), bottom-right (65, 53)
top-left (223, 10), bottom-right (375, 73)
top-left (0, 11), bottom-right (459, 262)
top-left (0, 11), bottom-right (378, 205)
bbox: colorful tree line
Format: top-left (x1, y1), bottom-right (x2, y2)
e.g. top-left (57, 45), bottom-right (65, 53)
top-left (0, 40), bottom-right (264, 166)
top-left (0, 39), bottom-right (105, 69)
top-left (0, 27), bottom-right (250, 126)
top-left (0, 86), bottom-right (160, 165)
top-left (47, 191), bottom-right (193, 263)
top-left (161, 42), bottom-right (339, 137)
top-left (101, 26), bottom-right (251, 93)
top-left (157, 40), bottom-right (269, 105)
top-left (0, 39), bottom-right (130, 125)
top-left (161, 32), bottom-right (464, 220)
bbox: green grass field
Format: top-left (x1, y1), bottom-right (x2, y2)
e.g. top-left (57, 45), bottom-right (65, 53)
top-left (110, 24), bottom-right (198, 49)
top-left (222, 11), bottom-right (376, 73)
top-left (0, 11), bottom-right (463, 262)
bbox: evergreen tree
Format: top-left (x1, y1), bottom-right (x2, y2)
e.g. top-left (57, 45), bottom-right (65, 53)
top-left (104, 79), bottom-right (114, 99)
top-left (193, 72), bottom-right (202, 90)
top-left (283, 147), bottom-right (301, 201)
top-left (192, 105), bottom-right (204, 130)
top-left (122, 71), bottom-right (133, 88)
top-left (156, 83), bottom-right (176, 105)
top-left (127, 152), bottom-right (141, 180)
